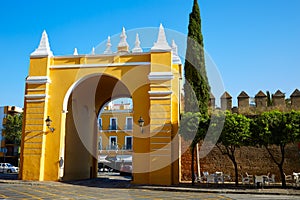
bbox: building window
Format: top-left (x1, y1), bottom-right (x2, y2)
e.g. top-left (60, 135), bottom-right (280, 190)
top-left (98, 136), bottom-right (102, 150)
top-left (98, 118), bottom-right (102, 130)
top-left (109, 136), bottom-right (118, 150)
top-left (126, 117), bottom-right (133, 130)
top-left (110, 118), bottom-right (117, 130)
top-left (125, 136), bottom-right (132, 150)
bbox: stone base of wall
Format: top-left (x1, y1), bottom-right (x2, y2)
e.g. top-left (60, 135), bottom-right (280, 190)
top-left (180, 139), bottom-right (300, 182)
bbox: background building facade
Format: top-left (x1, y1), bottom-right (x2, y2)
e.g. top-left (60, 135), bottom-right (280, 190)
top-left (0, 106), bottom-right (23, 165)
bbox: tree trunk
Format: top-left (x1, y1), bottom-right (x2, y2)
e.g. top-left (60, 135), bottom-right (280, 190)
top-left (191, 145), bottom-right (195, 185)
top-left (279, 163), bottom-right (286, 188)
top-left (196, 143), bottom-right (201, 179)
top-left (232, 158), bottom-right (239, 186)
top-left (265, 145), bottom-right (286, 188)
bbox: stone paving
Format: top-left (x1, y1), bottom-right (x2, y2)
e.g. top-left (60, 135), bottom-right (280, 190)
top-left (0, 173), bottom-right (300, 199)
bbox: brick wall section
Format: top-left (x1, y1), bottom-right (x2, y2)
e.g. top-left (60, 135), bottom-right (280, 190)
top-left (181, 139), bottom-right (300, 182)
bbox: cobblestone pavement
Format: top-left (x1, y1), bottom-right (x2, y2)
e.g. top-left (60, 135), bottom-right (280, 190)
top-left (0, 173), bottom-right (300, 199)
top-left (0, 183), bottom-right (230, 200)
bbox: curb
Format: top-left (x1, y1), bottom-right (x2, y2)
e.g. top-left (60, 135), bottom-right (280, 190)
top-left (132, 185), bottom-right (300, 196)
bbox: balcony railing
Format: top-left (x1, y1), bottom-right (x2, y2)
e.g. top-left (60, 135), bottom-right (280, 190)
top-left (104, 144), bottom-right (132, 151)
top-left (99, 125), bottom-right (133, 131)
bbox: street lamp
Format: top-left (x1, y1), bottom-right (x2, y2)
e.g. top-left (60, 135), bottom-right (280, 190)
top-left (138, 116), bottom-right (144, 133)
top-left (45, 116), bottom-right (55, 132)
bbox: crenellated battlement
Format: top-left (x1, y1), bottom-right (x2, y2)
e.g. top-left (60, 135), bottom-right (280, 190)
top-left (210, 89), bottom-right (300, 114)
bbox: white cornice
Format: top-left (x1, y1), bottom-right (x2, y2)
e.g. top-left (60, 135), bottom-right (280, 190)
top-left (150, 96), bottom-right (171, 100)
top-left (26, 76), bottom-right (51, 84)
top-left (26, 99), bottom-right (46, 103)
top-left (50, 62), bottom-right (150, 69)
top-left (148, 91), bottom-right (172, 96)
top-left (25, 94), bottom-right (48, 99)
top-left (148, 72), bottom-right (174, 81)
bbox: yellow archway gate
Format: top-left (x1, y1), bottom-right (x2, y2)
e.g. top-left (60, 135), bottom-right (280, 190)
top-left (20, 25), bottom-right (182, 185)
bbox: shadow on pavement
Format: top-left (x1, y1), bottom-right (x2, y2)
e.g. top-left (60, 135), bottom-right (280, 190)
top-left (63, 172), bottom-right (132, 188)
top-left (0, 173), bottom-right (18, 180)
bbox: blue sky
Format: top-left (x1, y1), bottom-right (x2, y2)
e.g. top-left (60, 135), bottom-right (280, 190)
top-left (0, 0), bottom-right (299, 107)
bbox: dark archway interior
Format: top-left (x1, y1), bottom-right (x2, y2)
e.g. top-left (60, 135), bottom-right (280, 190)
top-left (63, 74), bottom-right (131, 181)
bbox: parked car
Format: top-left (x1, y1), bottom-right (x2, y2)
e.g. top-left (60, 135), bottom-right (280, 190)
top-left (0, 163), bottom-right (19, 173)
top-left (120, 164), bottom-right (132, 176)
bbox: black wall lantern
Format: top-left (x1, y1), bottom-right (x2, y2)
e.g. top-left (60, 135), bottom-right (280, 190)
top-left (138, 116), bottom-right (144, 133)
top-left (45, 116), bottom-right (55, 132)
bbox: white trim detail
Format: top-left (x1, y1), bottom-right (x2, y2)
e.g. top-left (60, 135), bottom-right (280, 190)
top-left (26, 76), bottom-right (51, 84)
top-left (151, 24), bottom-right (172, 52)
top-left (25, 94), bottom-right (47, 99)
top-left (132, 33), bottom-right (143, 53)
top-left (125, 136), bottom-right (133, 149)
top-left (27, 88), bottom-right (46, 92)
top-left (171, 40), bottom-right (182, 64)
top-left (148, 72), bottom-right (174, 81)
top-left (148, 91), bottom-right (172, 96)
top-left (150, 97), bottom-right (171, 100)
top-left (109, 136), bottom-right (117, 147)
top-left (30, 30), bottom-right (53, 57)
top-left (26, 99), bottom-right (46, 103)
top-left (110, 117), bottom-right (118, 130)
top-left (125, 117), bottom-right (133, 130)
top-left (51, 62), bottom-right (150, 69)
top-left (104, 36), bottom-right (112, 54)
top-left (118, 27), bottom-right (129, 49)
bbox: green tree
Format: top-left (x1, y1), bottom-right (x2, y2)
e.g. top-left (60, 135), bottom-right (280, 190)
top-left (183, 0), bottom-right (210, 185)
top-left (251, 110), bottom-right (300, 187)
top-left (184, 0), bottom-right (210, 114)
top-left (266, 91), bottom-right (273, 106)
top-left (179, 112), bottom-right (209, 185)
top-left (3, 113), bottom-right (23, 145)
top-left (213, 111), bottom-right (251, 186)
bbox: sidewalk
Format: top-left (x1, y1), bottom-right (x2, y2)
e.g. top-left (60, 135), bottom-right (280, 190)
top-left (134, 184), bottom-right (300, 196)
top-left (1, 178), bottom-right (300, 196)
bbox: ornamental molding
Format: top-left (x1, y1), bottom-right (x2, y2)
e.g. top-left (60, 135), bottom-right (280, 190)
top-left (148, 72), bottom-right (174, 81)
top-left (26, 76), bottom-right (51, 84)
top-left (25, 94), bottom-right (48, 99)
top-left (50, 62), bottom-right (150, 69)
top-left (148, 91), bottom-right (172, 96)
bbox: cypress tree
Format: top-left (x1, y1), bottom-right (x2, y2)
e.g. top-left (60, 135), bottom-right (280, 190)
top-left (184, 0), bottom-right (210, 114)
top-left (183, 0), bottom-right (210, 185)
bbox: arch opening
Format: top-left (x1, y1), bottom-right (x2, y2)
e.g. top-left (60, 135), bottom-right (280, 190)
top-left (62, 74), bottom-right (132, 181)
top-left (97, 97), bottom-right (133, 177)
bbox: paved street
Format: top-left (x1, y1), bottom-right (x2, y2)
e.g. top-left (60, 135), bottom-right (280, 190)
top-left (1, 182), bottom-right (300, 200)
top-left (0, 173), bottom-right (300, 199)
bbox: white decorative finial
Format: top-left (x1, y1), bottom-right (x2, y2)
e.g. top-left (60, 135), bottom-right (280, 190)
top-left (151, 24), bottom-right (171, 52)
top-left (73, 48), bottom-right (78, 55)
top-left (31, 30), bottom-right (53, 57)
top-left (171, 40), bottom-right (181, 64)
top-left (132, 33), bottom-right (143, 53)
top-left (104, 36), bottom-right (112, 54)
top-left (91, 47), bottom-right (95, 55)
top-left (118, 27), bottom-right (129, 47)
top-left (118, 27), bottom-right (129, 52)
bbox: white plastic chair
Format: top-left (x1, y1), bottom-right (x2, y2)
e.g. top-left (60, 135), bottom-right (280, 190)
top-left (241, 174), bottom-right (251, 185)
top-left (266, 174), bottom-right (275, 185)
top-left (206, 174), bottom-right (215, 183)
top-left (293, 172), bottom-right (300, 187)
top-left (255, 175), bottom-right (264, 188)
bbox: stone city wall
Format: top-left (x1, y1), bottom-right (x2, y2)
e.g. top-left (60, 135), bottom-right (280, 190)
top-left (181, 89), bottom-right (300, 182)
